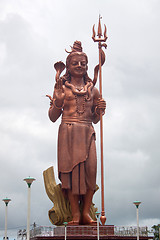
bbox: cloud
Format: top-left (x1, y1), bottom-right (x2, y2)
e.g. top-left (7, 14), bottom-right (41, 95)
top-left (0, 0), bottom-right (160, 237)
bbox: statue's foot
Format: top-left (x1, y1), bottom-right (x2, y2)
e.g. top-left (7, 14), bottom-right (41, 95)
top-left (82, 213), bottom-right (97, 225)
top-left (67, 220), bottom-right (80, 226)
top-left (68, 214), bottom-right (80, 226)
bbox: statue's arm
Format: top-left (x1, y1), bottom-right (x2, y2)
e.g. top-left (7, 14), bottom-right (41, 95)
top-left (92, 87), bottom-right (106, 124)
top-left (48, 80), bottom-right (65, 122)
top-left (48, 92), bottom-right (63, 122)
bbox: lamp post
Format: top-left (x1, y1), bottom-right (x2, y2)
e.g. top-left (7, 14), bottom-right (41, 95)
top-left (24, 177), bottom-right (35, 240)
top-left (3, 197), bottom-right (11, 240)
top-left (133, 201), bottom-right (141, 240)
top-left (96, 212), bottom-right (100, 240)
top-left (63, 222), bottom-right (67, 240)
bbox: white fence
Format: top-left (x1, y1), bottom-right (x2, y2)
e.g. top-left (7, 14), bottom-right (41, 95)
top-left (26, 225), bottom-right (152, 238)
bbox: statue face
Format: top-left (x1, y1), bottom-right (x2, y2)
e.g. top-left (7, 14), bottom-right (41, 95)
top-left (68, 54), bottom-right (87, 77)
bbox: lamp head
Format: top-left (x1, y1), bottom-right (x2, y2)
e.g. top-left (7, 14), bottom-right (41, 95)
top-left (24, 177), bottom-right (35, 188)
top-left (3, 197), bottom-right (11, 206)
top-left (133, 201), bottom-right (141, 208)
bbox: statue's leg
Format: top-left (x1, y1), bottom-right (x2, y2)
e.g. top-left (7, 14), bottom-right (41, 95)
top-left (82, 189), bottom-right (97, 225)
top-left (67, 190), bottom-right (81, 225)
top-left (82, 137), bottom-right (97, 225)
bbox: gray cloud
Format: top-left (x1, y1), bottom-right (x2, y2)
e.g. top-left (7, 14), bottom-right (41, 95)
top-left (0, 0), bottom-right (160, 238)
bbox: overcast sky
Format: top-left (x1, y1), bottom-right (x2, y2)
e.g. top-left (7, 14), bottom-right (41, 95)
top-left (0, 0), bottom-right (160, 238)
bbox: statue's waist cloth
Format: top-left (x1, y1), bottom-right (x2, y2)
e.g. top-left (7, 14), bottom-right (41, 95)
top-left (58, 118), bottom-right (97, 195)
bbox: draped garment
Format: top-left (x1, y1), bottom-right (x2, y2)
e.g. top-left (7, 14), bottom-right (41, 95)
top-left (58, 119), bottom-right (97, 195)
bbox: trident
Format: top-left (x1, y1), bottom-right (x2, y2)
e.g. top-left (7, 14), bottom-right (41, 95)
top-left (92, 15), bottom-right (107, 226)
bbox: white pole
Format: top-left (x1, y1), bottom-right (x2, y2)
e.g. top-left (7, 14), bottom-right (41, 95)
top-left (136, 207), bottom-right (139, 240)
top-left (64, 222), bottom-right (67, 240)
top-left (4, 204), bottom-right (8, 240)
top-left (3, 198), bottom-right (11, 240)
top-left (27, 186), bottom-right (31, 240)
top-left (96, 212), bottom-right (100, 240)
top-left (97, 215), bottom-right (99, 240)
top-left (133, 201), bottom-right (141, 240)
top-left (24, 177), bottom-right (35, 240)
top-left (65, 225), bottom-right (66, 240)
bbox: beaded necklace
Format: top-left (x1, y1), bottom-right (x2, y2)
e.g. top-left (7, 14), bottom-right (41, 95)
top-left (74, 94), bottom-right (86, 115)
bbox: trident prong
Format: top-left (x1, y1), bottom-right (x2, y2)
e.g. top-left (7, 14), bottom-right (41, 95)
top-left (92, 24), bottom-right (96, 40)
top-left (92, 16), bottom-right (108, 42)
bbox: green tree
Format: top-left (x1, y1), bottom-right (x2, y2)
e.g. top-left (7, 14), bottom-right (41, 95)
top-left (152, 224), bottom-right (160, 240)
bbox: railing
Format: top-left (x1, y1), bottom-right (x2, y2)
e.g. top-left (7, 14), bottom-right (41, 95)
top-left (30, 226), bottom-right (54, 237)
top-left (53, 225), bottom-right (114, 236)
top-left (114, 226), bottom-right (149, 236)
top-left (29, 225), bottom-right (152, 238)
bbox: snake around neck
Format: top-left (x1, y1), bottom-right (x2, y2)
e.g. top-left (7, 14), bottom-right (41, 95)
top-left (65, 81), bottom-right (93, 101)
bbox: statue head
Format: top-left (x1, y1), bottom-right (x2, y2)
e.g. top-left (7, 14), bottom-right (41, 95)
top-left (61, 41), bottom-right (91, 83)
top-left (66, 41), bottom-right (88, 68)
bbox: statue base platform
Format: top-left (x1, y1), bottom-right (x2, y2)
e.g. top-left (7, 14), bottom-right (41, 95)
top-left (30, 225), bottom-right (153, 240)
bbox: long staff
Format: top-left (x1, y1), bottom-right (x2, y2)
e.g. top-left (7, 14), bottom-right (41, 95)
top-left (92, 16), bottom-right (107, 225)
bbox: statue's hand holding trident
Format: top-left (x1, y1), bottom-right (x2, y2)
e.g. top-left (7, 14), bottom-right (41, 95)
top-left (92, 15), bottom-right (108, 226)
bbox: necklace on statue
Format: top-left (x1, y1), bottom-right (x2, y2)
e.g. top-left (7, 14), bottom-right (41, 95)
top-left (75, 94), bottom-right (86, 115)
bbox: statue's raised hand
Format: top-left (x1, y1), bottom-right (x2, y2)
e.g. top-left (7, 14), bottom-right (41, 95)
top-left (54, 78), bottom-right (65, 107)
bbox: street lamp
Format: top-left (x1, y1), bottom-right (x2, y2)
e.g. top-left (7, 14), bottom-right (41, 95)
top-left (133, 201), bottom-right (141, 240)
top-left (96, 212), bottom-right (100, 240)
top-left (3, 197), bottom-right (11, 240)
top-left (24, 177), bottom-right (35, 240)
top-left (63, 222), bottom-right (67, 240)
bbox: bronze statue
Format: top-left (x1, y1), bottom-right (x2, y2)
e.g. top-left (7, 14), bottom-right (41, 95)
top-left (46, 40), bottom-right (106, 225)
